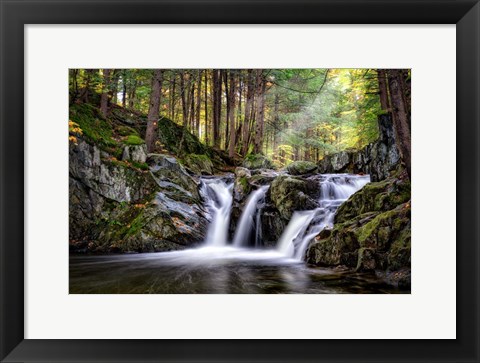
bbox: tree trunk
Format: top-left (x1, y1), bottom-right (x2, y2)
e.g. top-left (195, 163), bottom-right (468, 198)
top-left (253, 69), bottom-right (265, 154)
top-left (228, 71), bottom-right (237, 158)
top-left (377, 69), bottom-right (389, 111)
top-left (212, 69), bottom-right (222, 149)
top-left (145, 69), bottom-right (163, 153)
top-left (242, 69), bottom-right (254, 155)
top-left (100, 69), bottom-right (111, 118)
top-left (386, 69), bottom-right (411, 178)
top-left (273, 93), bottom-right (280, 155)
top-left (180, 71), bottom-right (189, 128)
top-left (195, 70), bottom-right (202, 137)
top-left (122, 70), bottom-right (127, 107)
top-left (80, 69), bottom-right (96, 103)
top-left (236, 73), bottom-right (243, 152)
top-left (224, 71), bottom-right (230, 150)
top-left (189, 80), bottom-right (195, 131)
top-left (109, 70), bottom-right (120, 105)
top-left (204, 70), bottom-right (209, 145)
top-left (128, 78), bottom-right (137, 109)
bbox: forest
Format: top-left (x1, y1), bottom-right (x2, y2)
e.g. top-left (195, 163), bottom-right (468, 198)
top-left (69, 68), bottom-right (411, 294)
top-left (69, 68), bottom-right (410, 170)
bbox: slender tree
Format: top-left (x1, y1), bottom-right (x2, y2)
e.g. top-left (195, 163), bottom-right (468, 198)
top-left (228, 70), bottom-right (237, 158)
top-left (145, 69), bottom-right (163, 153)
top-left (242, 69), bottom-right (254, 155)
top-left (377, 69), bottom-right (390, 111)
top-left (195, 70), bottom-right (202, 137)
top-left (212, 69), bottom-right (222, 148)
top-left (254, 69), bottom-right (266, 154)
top-left (204, 70), bottom-right (209, 145)
top-left (386, 69), bottom-right (411, 178)
top-left (100, 69), bottom-right (111, 118)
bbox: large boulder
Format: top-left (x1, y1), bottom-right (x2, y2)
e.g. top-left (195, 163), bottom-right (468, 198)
top-left (184, 153), bottom-right (214, 175)
top-left (147, 153), bottom-right (200, 202)
top-left (243, 154), bottom-right (273, 170)
top-left (335, 170), bottom-right (410, 223)
top-left (286, 161), bottom-right (318, 175)
top-left (69, 138), bottom-right (155, 203)
top-left (69, 141), bottom-right (209, 253)
top-left (98, 191), bottom-right (208, 253)
top-left (233, 167), bottom-right (251, 202)
top-left (268, 175), bottom-right (319, 220)
top-left (305, 171), bottom-right (411, 278)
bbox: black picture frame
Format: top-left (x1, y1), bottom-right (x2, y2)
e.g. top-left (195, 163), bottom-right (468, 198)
top-left (1, 0), bottom-right (479, 362)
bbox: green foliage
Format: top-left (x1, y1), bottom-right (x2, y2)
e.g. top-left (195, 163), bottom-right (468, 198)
top-left (69, 103), bottom-right (117, 148)
top-left (124, 134), bottom-right (144, 146)
top-left (116, 125), bottom-right (139, 137)
top-left (69, 68), bottom-right (402, 168)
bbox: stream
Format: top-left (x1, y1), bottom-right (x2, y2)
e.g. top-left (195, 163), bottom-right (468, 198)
top-left (69, 174), bottom-right (406, 294)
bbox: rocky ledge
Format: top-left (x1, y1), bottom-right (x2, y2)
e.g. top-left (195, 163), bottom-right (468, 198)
top-left (317, 114), bottom-right (400, 181)
top-left (305, 168), bottom-right (411, 288)
top-left (69, 137), bottom-right (208, 253)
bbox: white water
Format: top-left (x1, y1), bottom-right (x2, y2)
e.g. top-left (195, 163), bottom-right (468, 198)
top-left (232, 185), bottom-right (269, 247)
top-left (277, 174), bottom-right (370, 260)
top-left (201, 179), bottom-right (233, 246)
top-left (277, 211), bottom-right (315, 257)
top-left (197, 174), bottom-right (369, 264)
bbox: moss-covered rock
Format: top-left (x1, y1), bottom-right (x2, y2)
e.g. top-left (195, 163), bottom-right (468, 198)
top-left (243, 154), bottom-right (273, 170)
top-left (233, 167), bottom-right (252, 202)
top-left (335, 170), bottom-right (410, 223)
top-left (268, 175), bottom-right (318, 220)
top-left (184, 153), bottom-right (214, 175)
top-left (124, 134), bottom-right (144, 146)
top-left (306, 200), bottom-right (411, 274)
top-left (147, 154), bottom-right (201, 201)
top-left (69, 137), bottom-right (209, 253)
top-left (286, 160), bottom-right (318, 175)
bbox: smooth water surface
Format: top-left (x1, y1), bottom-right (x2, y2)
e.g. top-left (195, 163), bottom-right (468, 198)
top-left (70, 247), bottom-right (406, 294)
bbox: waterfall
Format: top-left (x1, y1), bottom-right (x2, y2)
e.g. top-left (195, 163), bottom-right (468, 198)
top-left (232, 185), bottom-right (269, 247)
top-left (277, 174), bottom-right (370, 259)
top-left (201, 179), bottom-right (233, 247)
top-left (276, 211), bottom-right (315, 257)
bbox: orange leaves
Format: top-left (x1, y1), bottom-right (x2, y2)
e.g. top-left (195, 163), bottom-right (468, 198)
top-left (68, 120), bottom-right (83, 135)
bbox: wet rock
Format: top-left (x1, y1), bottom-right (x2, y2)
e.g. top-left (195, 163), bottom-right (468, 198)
top-left (233, 167), bottom-right (251, 202)
top-left (260, 207), bottom-right (285, 246)
top-left (305, 169), bottom-right (410, 275)
top-left (286, 161), bottom-right (318, 175)
top-left (356, 248), bottom-right (376, 271)
top-left (147, 153), bottom-right (200, 201)
top-left (268, 175), bottom-right (319, 220)
top-left (242, 154), bottom-right (273, 170)
top-left (335, 170), bottom-right (410, 224)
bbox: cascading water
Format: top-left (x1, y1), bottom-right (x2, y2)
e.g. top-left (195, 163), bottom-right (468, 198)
top-left (200, 178), bottom-right (233, 247)
top-left (277, 174), bottom-right (370, 260)
top-left (232, 185), bottom-right (269, 247)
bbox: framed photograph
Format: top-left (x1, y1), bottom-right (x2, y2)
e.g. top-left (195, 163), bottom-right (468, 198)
top-left (1, 0), bottom-right (479, 362)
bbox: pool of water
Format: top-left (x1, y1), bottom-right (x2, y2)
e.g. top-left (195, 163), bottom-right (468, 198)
top-left (69, 247), bottom-right (408, 294)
